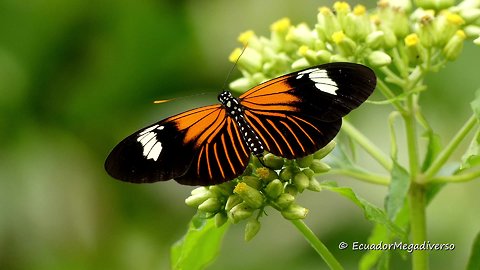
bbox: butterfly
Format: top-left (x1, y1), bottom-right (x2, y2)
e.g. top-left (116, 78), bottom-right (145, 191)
top-left (105, 62), bottom-right (376, 186)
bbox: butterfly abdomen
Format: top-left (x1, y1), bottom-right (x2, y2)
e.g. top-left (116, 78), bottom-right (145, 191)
top-left (218, 91), bottom-right (264, 156)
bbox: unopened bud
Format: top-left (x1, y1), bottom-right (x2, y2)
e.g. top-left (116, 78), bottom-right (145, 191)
top-left (198, 197), bottom-right (222, 213)
top-left (281, 204), bottom-right (309, 220)
top-left (185, 190), bottom-right (212, 208)
top-left (230, 77), bottom-right (254, 92)
top-left (368, 50), bottom-right (392, 67)
top-left (215, 212), bottom-right (228, 227)
top-left (265, 179), bottom-right (284, 199)
top-left (314, 141), bottom-right (336, 159)
top-left (302, 168), bottom-right (315, 178)
top-left (284, 184), bottom-right (299, 196)
top-left (293, 172), bottom-right (310, 192)
top-left (296, 155), bottom-right (314, 168)
top-left (229, 47), bottom-right (262, 73)
top-left (256, 167), bottom-right (278, 182)
top-left (316, 50), bottom-right (332, 63)
top-left (443, 30), bottom-right (466, 61)
top-left (474, 36), bottom-right (480, 46)
top-left (225, 194), bottom-right (243, 211)
top-left (332, 31), bottom-right (356, 55)
top-left (228, 202), bottom-right (254, 224)
top-left (274, 193), bottom-right (296, 209)
top-left (308, 178), bottom-right (322, 192)
top-left (279, 166), bottom-right (294, 181)
top-left (263, 153), bottom-right (285, 170)
top-left (366, 31), bottom-right (385, 49)
top-left (242, 175), bottom-right (262, 190)
top-left (244, 219), bottom-right (261, 241)
top-left (234, 182), bottom-right (264, 209)
top-left (317, 7), bottom-right (341, 40)
top-left (310, 160), bottom-right (331, 173)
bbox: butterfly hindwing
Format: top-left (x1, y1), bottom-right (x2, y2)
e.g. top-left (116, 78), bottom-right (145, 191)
top-left (243, 109), bottom-right (342, 159)
top-left (175, 116), bottom-right (250, 186)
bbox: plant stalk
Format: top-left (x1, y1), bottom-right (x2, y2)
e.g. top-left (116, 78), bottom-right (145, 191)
top-left (409, 182), bottom-right (428, 270)
top-left (424, 115), bottom-right (478, 180)
top-left (342, 120), bottom-right (393, 171)
top-left (290, 219), bottom-right (343, 270)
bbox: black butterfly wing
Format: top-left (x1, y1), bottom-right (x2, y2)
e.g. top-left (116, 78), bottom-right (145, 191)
top-left (105, 105), bottom-right (251, 186)
top-left (239, 62), bottom-right (376, 158)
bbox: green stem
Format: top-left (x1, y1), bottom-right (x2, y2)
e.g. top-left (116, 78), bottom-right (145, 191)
top-left (342, 120), bottom-right (393, 171)
top-left (376, 79), bottom-right (406, 113)
top-left (409, 183), bottom-right (428, 270)
top-left (430, 170), bottom-right (480, 183)
top-left (380, 66), bottom-right (406, 87)
top-left (403, 87), bottom-right (427, 269)
top-left (327, 169), bottom-right (390, 185)
top-left (290, 219), bottom-right (343, 270)
top-left (423, 115), bottom-right (478, 181)
top-left (403, 95), bottom-right (420, 178)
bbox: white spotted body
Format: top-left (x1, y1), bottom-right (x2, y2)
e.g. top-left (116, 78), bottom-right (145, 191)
top-left (218, 91), bottom-right (264, 156)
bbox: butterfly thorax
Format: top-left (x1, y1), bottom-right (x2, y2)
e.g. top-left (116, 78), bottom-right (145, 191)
top-left (218, 91), bottom-right (264, 156)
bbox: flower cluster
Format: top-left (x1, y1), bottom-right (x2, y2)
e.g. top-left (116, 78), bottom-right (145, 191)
top-left (185, 0), bottom-right (480, 241)
top-left (185, 141), bottom-right (335, 241)
top-left (228, 0), bottom-right (480, 93)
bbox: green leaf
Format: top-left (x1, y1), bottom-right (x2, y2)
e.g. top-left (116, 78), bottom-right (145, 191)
top-left (359, 200), bottom-right (411, 270)
top-left (460, 130), bottom-right (480, 170)
top-left (385, 161), bottom-right (410, 220)
top-left (320, 182), bottom-right (405, 238)
top-left (171, 214), bottom-right (229, 270)
top-left (467, 230), bottom-right (480, 270)
top-left (359, 224), bottom-right (390, 270)
top-left (327, 145), bottom-right (372, 175)
top-left (421, 131), bottom-right (442, 172)
top-left (425, 162), bottom-right (459, 204)
top-left (470, 88), bottom-right (480, 120)
top-left (327, 145), bottom-right (356, 169)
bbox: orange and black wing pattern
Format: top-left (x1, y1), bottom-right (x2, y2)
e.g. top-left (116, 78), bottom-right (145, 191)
top-left (240, 62), bottom-right (376, 159)
top-left (105, 62), bottom-right (375, 186)
top-left (105, 105), bottom-right (250, 186)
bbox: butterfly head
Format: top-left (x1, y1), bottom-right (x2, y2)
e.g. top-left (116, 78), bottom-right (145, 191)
top-left (217, 90), bottom-right (232, 104)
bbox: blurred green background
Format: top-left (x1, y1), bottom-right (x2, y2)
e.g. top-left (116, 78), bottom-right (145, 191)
top-left (1, 0), bottom-right (479, 269)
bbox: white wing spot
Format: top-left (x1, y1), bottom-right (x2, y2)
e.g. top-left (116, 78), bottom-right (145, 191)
top-left (309, 69), bottom-right (338, 95)
top-left (137, 131), bottom-right (162, 161)
top-left (139, 124), bottom-right (159, 135)
top-left (147, 142), bottom-right (163, 161)
top-left (226, 101), bottom-right (231, 107)
top-left (296, 68), bottom-right (319, 79)
top-left (297, 68), bottom-right (338, 95)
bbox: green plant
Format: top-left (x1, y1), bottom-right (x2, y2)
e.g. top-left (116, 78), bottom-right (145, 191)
top-left (172, 0), bottom-right (480, 269)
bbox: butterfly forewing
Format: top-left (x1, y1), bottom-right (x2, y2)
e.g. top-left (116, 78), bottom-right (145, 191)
top-left (240, 62), bottom-right (376, 159)
top-left (105, 105), bottom-right (251, 185)
top-left (104, 120), bottom-right (195, 183)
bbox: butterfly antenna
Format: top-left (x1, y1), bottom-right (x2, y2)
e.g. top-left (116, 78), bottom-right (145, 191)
top-left (222, 43), bottom-right (248, 90)
top-left (153, 92), bottom-right (210, 104)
